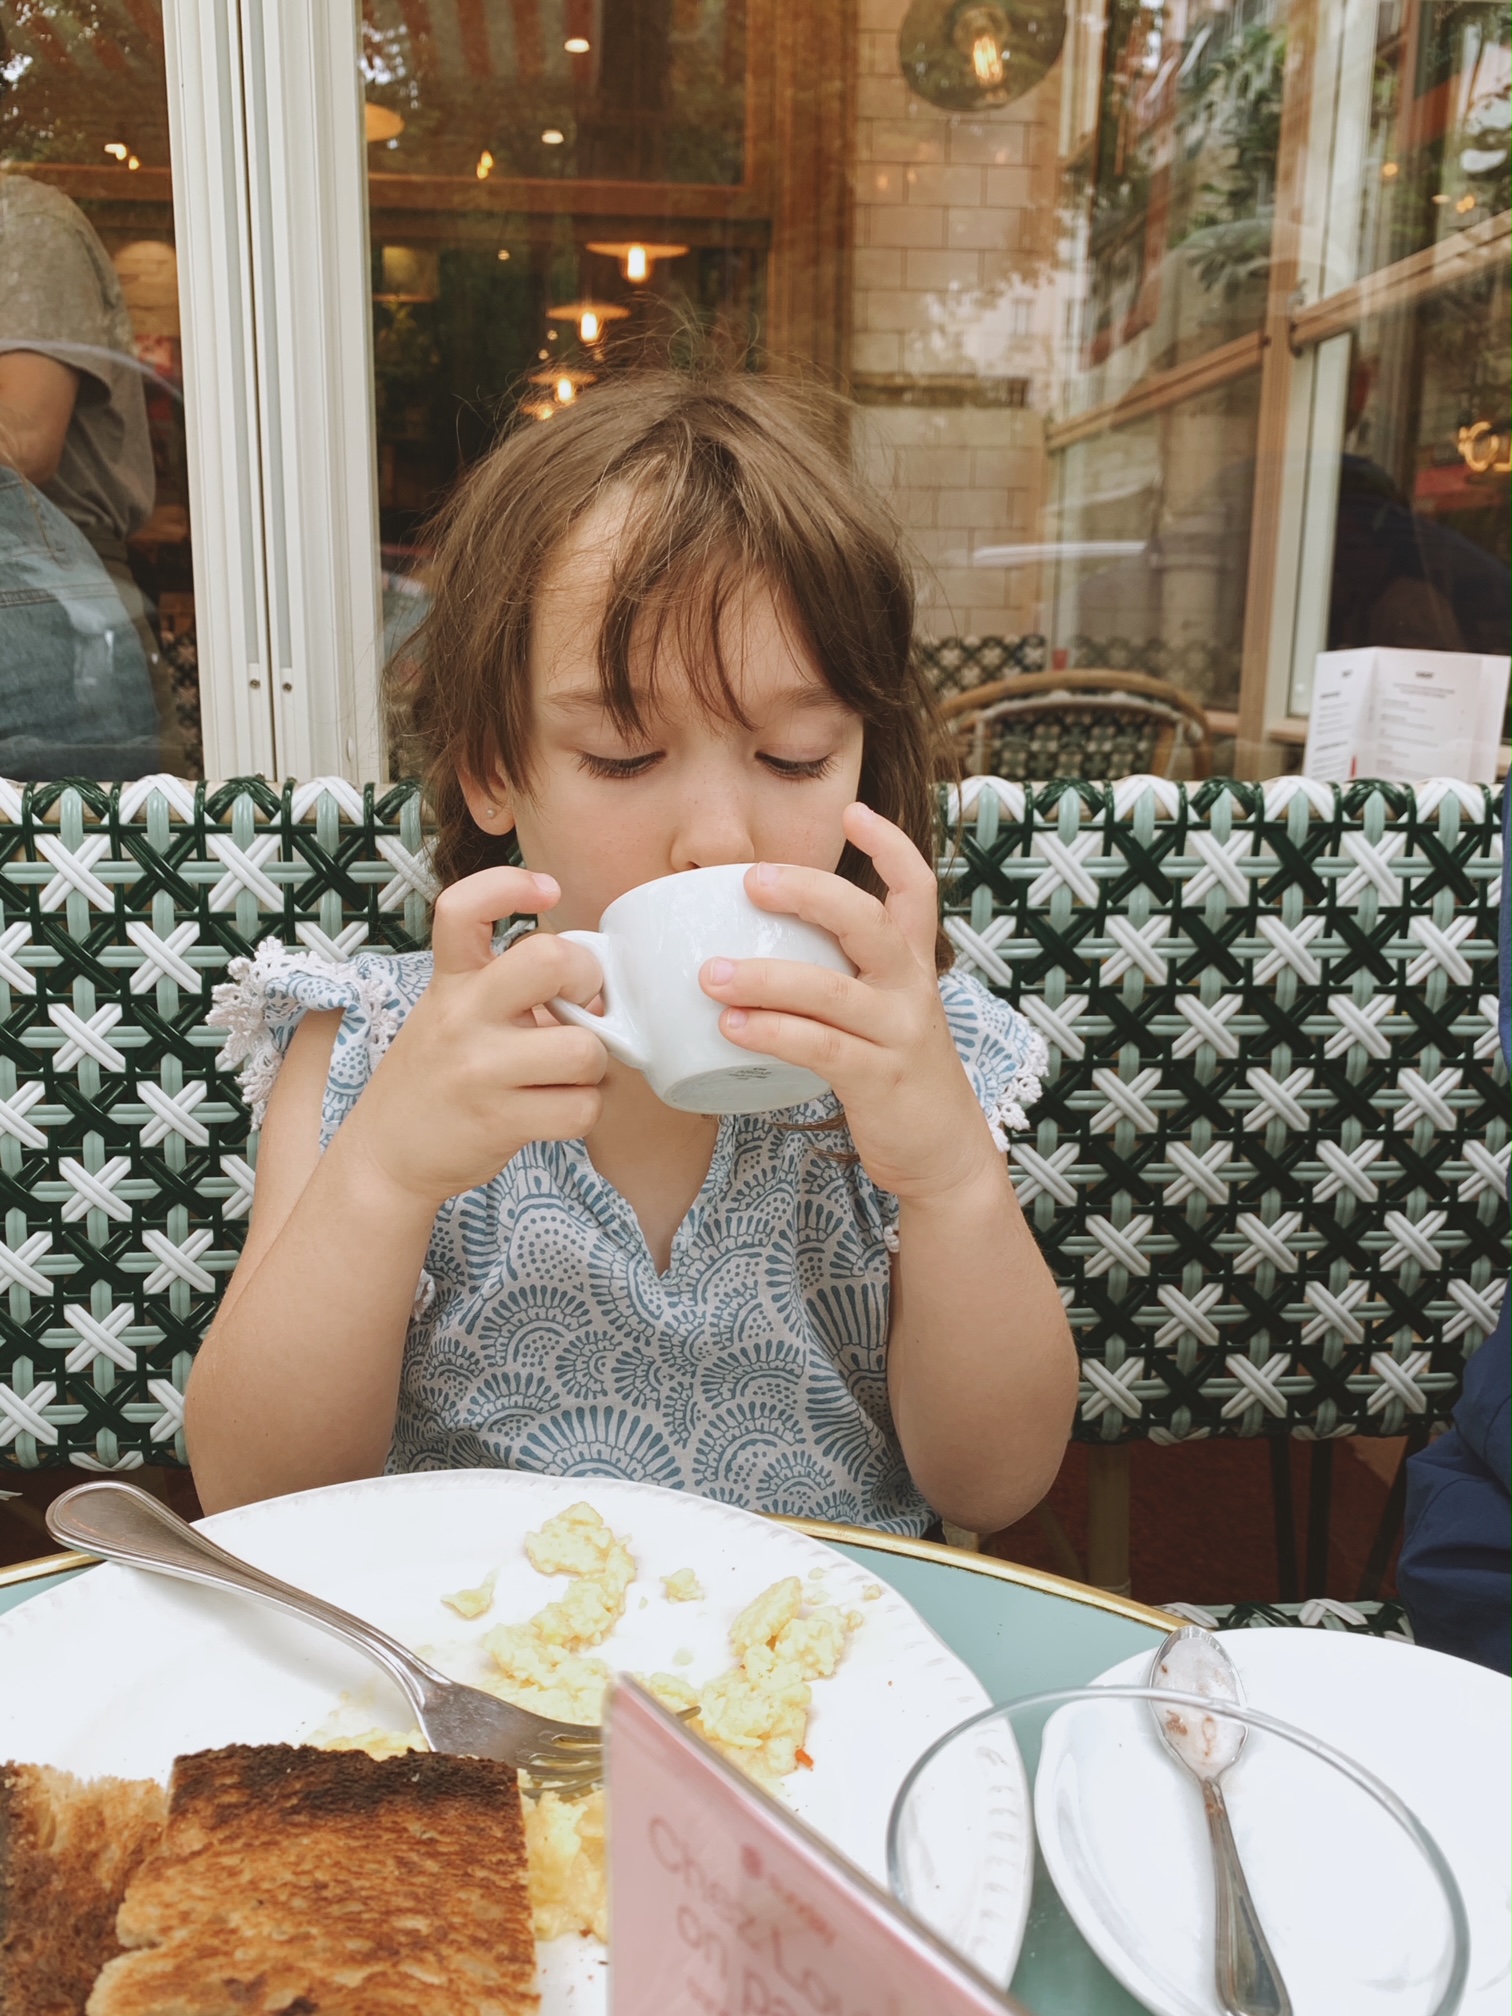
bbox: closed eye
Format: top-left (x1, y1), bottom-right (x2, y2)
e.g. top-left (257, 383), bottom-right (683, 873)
top-left (579, 751), bottom-right (663, 779)
top-left (760, 753), bottom-right (838, 779)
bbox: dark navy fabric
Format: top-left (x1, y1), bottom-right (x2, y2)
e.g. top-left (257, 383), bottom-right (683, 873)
top-left (1397, 778), bottom-right (1511, 1673)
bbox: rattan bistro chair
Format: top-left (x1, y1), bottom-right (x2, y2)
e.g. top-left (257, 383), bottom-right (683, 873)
top-left (0, 776), bottom-right (1501, 1639)
top-left (939, 670), bottom-right (1215, 784)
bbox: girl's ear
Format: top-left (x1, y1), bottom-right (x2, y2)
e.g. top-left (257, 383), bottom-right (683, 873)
top-left (458, 766), bottom-right (517, 838)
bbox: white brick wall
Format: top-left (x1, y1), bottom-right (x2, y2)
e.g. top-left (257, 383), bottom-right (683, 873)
top-left (851, 0), bottom-right (1059, 640)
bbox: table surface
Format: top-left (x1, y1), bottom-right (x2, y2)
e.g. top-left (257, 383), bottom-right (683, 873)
top-left (0, 1523), bottom-right (1175, 2014)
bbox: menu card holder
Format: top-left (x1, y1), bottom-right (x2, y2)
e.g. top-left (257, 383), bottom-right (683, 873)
top-left (1304, 647), bottom-right (1511, 783)
top-left (607, 1678), bottom-right (1022, 2015)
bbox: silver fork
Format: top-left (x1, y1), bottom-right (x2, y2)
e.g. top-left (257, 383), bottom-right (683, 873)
top-left (45, 1480), bottom-right (603, 1794)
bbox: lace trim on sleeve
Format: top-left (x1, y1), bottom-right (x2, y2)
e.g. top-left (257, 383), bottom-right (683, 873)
top-left (208, 941), bottom-right (401, 1129)
top-left (984, 1029), bottom-right (1049, 1151)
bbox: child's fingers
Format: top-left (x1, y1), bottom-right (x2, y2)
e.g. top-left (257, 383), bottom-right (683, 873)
top-left (701, 956), bottom-right (895, 1044)
top-left (716, 1005), bottom-right (872, 1085)
top-left (840, 802), bottom-right (941, 960)
top-left (508, 1022), bottom-right (610, 1091)
top-left (484, 929), bottom-right (604, 1019)
top-left (741, 861), bottom-right (915, 985)
top-left (504, 1082), bottom-right (604, 1144)
top-left (431, 867), bottom-right (560, 975)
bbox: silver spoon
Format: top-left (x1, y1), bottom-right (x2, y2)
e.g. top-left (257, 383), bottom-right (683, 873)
top-left (1149, 1626), bottom-right (1293, 2016)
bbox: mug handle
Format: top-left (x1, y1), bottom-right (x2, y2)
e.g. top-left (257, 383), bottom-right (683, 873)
top-left (545, 929), bottom-right (652, 1074)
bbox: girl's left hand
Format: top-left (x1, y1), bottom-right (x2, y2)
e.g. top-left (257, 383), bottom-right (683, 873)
top-left (700, 802), bottom-right (995, 1203)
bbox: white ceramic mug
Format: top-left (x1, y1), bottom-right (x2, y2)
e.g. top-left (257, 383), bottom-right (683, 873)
top-left (545, 863), bottom-right (854, 1114)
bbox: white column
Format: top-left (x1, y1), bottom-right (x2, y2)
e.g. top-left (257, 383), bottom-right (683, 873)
top-left (160, 0), bottom-right (276, 780)
top-left (240, 0), bottom-right (385, 782)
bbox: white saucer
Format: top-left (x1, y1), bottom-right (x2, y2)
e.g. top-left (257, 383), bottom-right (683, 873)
top-left (1035, 1630), bottom-right (1509, 2016)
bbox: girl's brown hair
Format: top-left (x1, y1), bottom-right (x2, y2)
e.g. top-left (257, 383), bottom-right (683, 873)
top-left (393, 369), bottom-right (948, 953)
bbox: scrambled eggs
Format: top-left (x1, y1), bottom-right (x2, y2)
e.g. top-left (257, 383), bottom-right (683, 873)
top-left (479, 1503), bottom-right (859, 1942)
top-left (321, 1501), bottom-right (862, 1948)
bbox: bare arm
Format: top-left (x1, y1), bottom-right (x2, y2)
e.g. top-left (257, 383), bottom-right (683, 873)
top-left (0, 350), bottom-right (80, 485)
top-left (887, 1152), bottom-right (1076, 1533)
top-left (184, 1009), bottom-right (437, 1511)
top-left (184, 867), bottom-right (609, 1512)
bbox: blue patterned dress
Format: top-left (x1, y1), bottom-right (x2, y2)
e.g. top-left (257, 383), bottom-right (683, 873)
top-left (211, 943), bottom-right (1046, 1535)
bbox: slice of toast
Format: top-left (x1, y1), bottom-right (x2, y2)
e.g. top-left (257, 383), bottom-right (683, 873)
top-left (89, 1744), bottom-right (538, 2016)
top-left (0, 1761), bottom-right (166, 2016)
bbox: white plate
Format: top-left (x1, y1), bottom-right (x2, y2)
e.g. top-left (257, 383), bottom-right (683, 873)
top-left (1035, 1630), bottom-right (1511, 2016)
top-left (0, 1469), bottom-right (1031, 2011)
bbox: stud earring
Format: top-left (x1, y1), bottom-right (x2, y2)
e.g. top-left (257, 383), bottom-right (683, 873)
top-left (483, 804), bottom-right (495, 819)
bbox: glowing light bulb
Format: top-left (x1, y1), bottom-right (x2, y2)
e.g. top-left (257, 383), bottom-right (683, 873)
top-left (970, 32), bottom-right (1006, 86)
top-left (497, 248), bottom-right (511, 261)
top-left (625, 243), bottom-right (649, 283)
top-left (541, 128), bottom-right (565, 146)
top-left (1381, 161), bottom-right (1398, 180)
top-left (580, 310), bottom-right (601, 343)
top-left (555, 377), bottom-right (575, 404)
top-left (127, 155), bottom-right (141, 171)
top-left (564, 36), bottom-right (590, 54)
top-left (476, 149), bottom-right (494, 180)
top-left (104, 141), bottom-right (128, 160)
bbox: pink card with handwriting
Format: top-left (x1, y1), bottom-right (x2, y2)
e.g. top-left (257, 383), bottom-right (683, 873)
top-left (607, 1678), bottom-right (1019, 2015)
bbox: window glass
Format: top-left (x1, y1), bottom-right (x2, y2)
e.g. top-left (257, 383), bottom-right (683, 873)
top-left (1357, 0), bottom-right (1509, 280)
top-left (1067, 0), bottom-right (1284, 414)
top-left (0, 0), bottom-right (199, 781)
top-left (362, 0), bottom-right (760, 646)
top-left (1329, 264), bottom-right (1509, 657)
top-left (360, 0), bottom-right (1270, 758)
top-left (1046, 373), bottom-right (1261, 712)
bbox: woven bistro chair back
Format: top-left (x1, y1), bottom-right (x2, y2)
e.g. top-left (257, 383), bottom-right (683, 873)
top-left (0, 774), bottom-right (1501, 1617)
top-left (938, 671), bottom-right (1215, 784)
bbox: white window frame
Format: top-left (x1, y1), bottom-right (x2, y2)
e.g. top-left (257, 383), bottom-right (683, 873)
top-left (162, 0), bottom-right (383, 784)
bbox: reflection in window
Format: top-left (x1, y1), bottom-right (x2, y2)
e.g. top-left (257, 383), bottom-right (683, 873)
top-left (1328, 266), bottom-right (1509, 657)
top-left (0, 1), bottom-right (199, 778)
top-left (1047, 374), bottom-right (1262, 709)
top-left (1360, 0), bottom-right (1509, 279)
top-left (1072, 0), bottom-right (1284, 398)
top-left (363, 0), bottom-right (759, 653)
top-left (362, 0), bottom-right (748, 185)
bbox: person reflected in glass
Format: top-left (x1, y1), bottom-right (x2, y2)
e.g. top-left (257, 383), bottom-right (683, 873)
top-left (1328, 347), bottom-right (1510, 657)
top-left (0, 32), bottom-right (172, 778)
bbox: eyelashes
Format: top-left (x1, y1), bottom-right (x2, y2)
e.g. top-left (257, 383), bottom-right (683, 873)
top-left (761, 754), bottom-right (838, 780)
top-left (577, 751), bottom-right (839, 781)
top-left (578, 752), bottom-right (659, 779)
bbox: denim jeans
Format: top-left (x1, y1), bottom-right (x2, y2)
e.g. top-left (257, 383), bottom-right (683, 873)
top-left (0, 466), bottom-right (160, 779)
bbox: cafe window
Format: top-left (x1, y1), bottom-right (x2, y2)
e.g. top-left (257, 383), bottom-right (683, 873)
top-left (0, 0), bottom-right (200, 780)
top-left (0, 0), bottom-right (1504, 784)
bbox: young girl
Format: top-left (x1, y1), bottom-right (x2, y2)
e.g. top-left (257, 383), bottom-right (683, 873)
top-left (188, 372), bottom-right (1076, 1534)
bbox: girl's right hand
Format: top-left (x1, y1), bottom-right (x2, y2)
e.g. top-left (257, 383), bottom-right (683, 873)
top-left (342, 866), bottom-right (608, 1209)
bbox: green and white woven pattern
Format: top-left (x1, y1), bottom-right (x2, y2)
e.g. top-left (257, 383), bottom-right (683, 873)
top-left (0, 772), bottom-right (1503, 1473)
top-left (940, 776), bottom-right (1505, 1448)
top-left (0, 777), bottom-right (432, 1473)
top-left (915, 633), bottom-right (1048, 701)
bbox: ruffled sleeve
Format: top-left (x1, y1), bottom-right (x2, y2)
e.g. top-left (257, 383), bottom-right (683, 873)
top-left (207, 941), bottom-right (432, 1141)
top-left (937, 967), bottom-right (1048, 1151)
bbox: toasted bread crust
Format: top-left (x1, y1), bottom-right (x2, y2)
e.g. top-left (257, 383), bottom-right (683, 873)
top-left (0, 1762), bottom-right (166, 2016)
top-left (89, 1745), bottom-right (537, 2016)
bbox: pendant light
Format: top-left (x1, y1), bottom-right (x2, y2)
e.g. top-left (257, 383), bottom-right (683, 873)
top-left (898, 0), bottom-right (1065, 111)
top-left (585, 241), bottom-right (689, 283)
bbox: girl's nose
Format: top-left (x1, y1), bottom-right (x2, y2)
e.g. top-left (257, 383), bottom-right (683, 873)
top-left (669, 786), bottom-right (757, 872)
